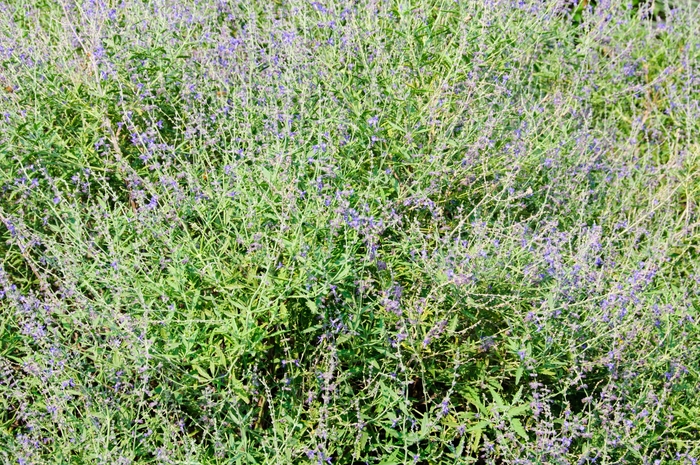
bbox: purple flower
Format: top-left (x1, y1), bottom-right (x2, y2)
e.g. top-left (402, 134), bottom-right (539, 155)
top-left (481, 336), bottom-right (495, 351)
top-left (310, 1), bottom-right (328, 13)
top-left (440, 397), bottom-right (450, 415)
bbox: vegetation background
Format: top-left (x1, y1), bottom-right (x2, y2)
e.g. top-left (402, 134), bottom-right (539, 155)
top-left (0, 0), bottom-right (699, 463)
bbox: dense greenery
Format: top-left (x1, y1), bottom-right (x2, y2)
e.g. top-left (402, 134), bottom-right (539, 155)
top-left (1, 0), bottom-right (698, 463)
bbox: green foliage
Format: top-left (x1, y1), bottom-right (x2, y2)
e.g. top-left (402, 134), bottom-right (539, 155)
top-left (0, 0), bottom-right (699, 463)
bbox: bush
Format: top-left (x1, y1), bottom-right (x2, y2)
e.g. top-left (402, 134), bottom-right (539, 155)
top-left (1, 0), bottom-right (698, 463)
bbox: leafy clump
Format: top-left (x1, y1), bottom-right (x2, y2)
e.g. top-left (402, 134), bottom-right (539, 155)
top-left (0, 0), bottom-right (699, 464)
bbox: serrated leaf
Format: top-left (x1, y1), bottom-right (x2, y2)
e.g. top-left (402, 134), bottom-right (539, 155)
top-left (471, 429), bottom-right (482, 453)
top-left (306, 300), bottom-right (317, 313)
top-left (512, 386), bottom-right (524, 405)
top-left (449, 314), bottom-right (459, 332)
top-left (515, 364), bottom-right (524, 384)
top-left (507, 404), bottom-right (530, 418)
top-left (466, 420), bottom-right (489, 432)
top-left (488, 386), bottom-right (505, 409)
top-left (510, 418), bottom-right (528, 440)
top-left (464, 387), bottom-right (488, 416)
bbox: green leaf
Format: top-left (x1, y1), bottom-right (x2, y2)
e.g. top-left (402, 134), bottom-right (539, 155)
top-left (230, 377), bottom-right (250, 404)
top-left (510, 418), bottom-right (528, 440)
top-left (449, 314), bottom-right (459, 332)
top-left (470, 428), bottom-right (482, 453)
top-left (512, 386), bottom-right (524, 405)
top-left (306, 300), bottom-right (318, 313)
top-left (378, 450), bottom-right (401, 465)
top-left (515, 364), bottom-right (524, 385)
top-left (507, 404), bottom-right (530, 418)
top-left (464, 387), bottom-right (488, 416)
top-left (488, 386), bottom-right (505, 410)
top-left (193, 365), bottom-right (211, 382)
top-left (466, 420), bottom-right (489, 432)
top-left (332, 262), bottom-right (351, 282)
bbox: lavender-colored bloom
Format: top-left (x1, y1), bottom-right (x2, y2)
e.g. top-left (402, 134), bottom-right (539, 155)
top-left (481, 336), bottom-right (495, 351)
top-left (440, 397), bottom-right (450, 415)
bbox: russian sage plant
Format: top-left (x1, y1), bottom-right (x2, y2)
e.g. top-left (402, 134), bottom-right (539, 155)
top-left (0, 0), bottom-right (699, 463)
